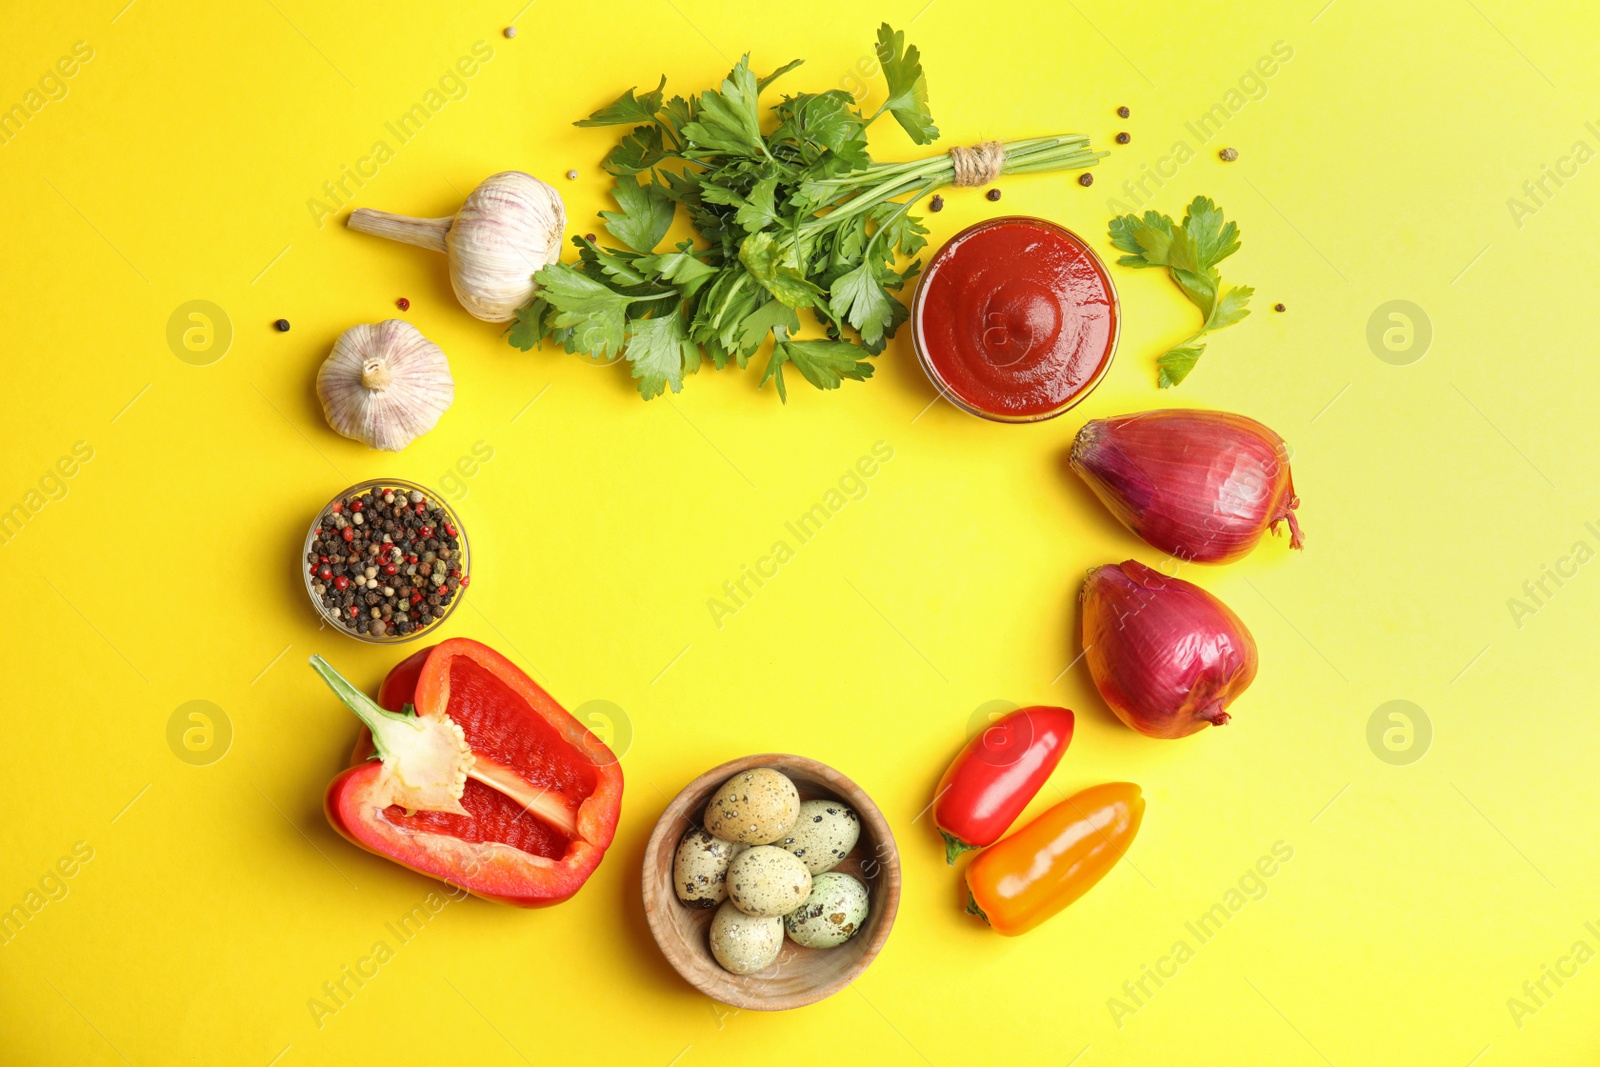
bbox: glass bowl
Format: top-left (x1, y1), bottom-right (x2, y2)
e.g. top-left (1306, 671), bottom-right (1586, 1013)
top-left (301, 477), bottom-right (469, 644)
top-left (909, 215), bottom-right (1121, 424)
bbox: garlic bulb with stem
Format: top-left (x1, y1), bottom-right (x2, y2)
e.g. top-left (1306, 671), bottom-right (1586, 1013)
top-left (347, 171), bottom-right (565, 322)
top-left (318, 320), bottom-right (453, 452)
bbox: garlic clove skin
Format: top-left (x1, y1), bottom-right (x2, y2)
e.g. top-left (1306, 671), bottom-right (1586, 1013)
top-left (317, 320), bottom-right (454, 452)
top-left (447, 171), bottom-right (566, 322)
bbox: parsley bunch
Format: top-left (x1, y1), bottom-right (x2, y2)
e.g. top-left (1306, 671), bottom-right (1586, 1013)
top-left (1108, 196), bottom-right (1252, 388)
top-left (507, 24), bottom-right (1103, 401)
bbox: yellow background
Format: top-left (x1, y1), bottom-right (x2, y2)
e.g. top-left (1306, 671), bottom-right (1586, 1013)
top-left (2, 0), bottom-right (1596, 1063)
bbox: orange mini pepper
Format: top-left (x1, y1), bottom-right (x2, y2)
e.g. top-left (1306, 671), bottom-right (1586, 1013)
top-left (965, 782), bottom-right (1144, 936)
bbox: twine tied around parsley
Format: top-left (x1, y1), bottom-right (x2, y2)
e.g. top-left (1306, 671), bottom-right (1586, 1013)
top-left (949, 141), bottom-right (1006, 187)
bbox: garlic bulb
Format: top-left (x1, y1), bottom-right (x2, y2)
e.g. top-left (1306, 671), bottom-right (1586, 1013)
top-left (346, 171), bottom-right (566, 322)
top-left (317, 320), bottom-right (453, 451)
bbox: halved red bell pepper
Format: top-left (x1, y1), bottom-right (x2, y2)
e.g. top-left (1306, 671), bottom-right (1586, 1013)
top-left (310, 638), bottom-right (623, 907)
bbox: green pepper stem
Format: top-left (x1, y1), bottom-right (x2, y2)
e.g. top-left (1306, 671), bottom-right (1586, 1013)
top-left (942, 830), bottom-right (980, 866)
top-left (308, 655), bottom-right (423, 763)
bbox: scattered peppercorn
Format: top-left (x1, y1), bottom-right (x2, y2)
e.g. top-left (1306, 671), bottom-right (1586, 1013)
top-left (1219, 147), bottom-right (1239, 162)
top-left (1116, 106), bottom-right (1130, 118)
top-left (584, 233), bottom-right (596, 243)
top-left (274, 319), bottom-right (290, 332)
top-left (306, 484), bottom-right (466, 639)
top-left (1078, 173), bottom-right (1094, 187)
top-left (504, 26), bottom-right (517, 38)
top-left (929, 194), bottom-right (945, 212)
top-left (396, 297), bottom-right (410, 311)
top-left (567, 169), bottom-right (578, 180)
top-left (985, 189), bottom-right (1002, 202)
top-left (1274, 303), bottom-right (1286, 313)
top-left (1115, 132), bottom-right (1131, 145)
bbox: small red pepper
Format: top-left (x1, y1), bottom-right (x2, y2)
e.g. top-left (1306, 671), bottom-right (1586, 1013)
top-left (934, 706), bottom-right (1075, 863)
top-left (313, 639), bottom-right (623, 907)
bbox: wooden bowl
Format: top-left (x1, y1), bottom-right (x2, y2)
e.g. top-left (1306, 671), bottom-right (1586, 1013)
top-left (642, 754), bottom-right (901, 1011)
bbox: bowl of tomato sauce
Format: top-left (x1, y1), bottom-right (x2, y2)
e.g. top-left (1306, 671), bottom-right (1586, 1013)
top-left (911, 216), bottom-right (1119, 422)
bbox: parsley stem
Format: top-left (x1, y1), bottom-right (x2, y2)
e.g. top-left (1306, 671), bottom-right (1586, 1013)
top-left (862, 179), bottom-right (937, 259)
top-left (795, 136), bottom-right (1102, 237)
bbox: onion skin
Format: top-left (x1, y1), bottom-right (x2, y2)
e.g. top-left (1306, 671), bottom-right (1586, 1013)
top-left (1070, 409), bottom-right (1302, 564)
top-left (1081, 560), bottom-right (1258, 738)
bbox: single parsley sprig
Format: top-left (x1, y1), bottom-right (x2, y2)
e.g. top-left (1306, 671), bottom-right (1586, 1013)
top-left (508, 24), bottom-right (1104, 401)
top-left (1108, 196), bottom-right (1252, 388)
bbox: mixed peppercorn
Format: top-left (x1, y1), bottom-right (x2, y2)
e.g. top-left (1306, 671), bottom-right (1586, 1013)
top-left (305, 485), bottom-right (467, 638)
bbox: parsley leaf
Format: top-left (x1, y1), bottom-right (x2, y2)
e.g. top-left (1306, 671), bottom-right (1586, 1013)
top-left (534, 263), bottom-right (636, 360)
top-left (681, 58), bottom-right (767, 158)
top-left (874, 23), bottom-right (938, 144)
top-left (757, 58), bottom-right (804, 93)
top-left (1108, 195), bottom-right (1250, 387)
top-left (1156, 344), bottom-right (1205, 389)
top-left (739, 231), bottom-right (821, 308)
top-left (601, 175), bottom-right (675, 253)
top-left (576, 77), bottom-right (666, 127)
top-left (737, 299), bottom-right (800, 355)
top-left (828, 261), bottom-right (895, 346)
top-left (766, 338), bottom-right (876, 397)
top-left (602, 125), bottom-right (669, 176)
top-left (505, 298), bottom-right (551, 351)
top-left (635, 242), bottom-right (717, 294)
top-left (625, 310), bottom-right (694, 398)
top-left (733, 176), bottom-right (781, 232)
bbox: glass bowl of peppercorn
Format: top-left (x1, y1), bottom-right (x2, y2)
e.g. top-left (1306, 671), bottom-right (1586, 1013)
top-left (302, 478), bottom-right (469, 643)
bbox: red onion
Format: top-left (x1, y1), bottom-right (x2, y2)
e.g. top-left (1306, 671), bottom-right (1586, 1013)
top-left (1070, 408), bottom-right (1302, 564)
top-left (1080, 560), bottom-right (1258, 738)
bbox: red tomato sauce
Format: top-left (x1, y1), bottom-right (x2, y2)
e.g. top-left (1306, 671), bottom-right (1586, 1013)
top-left (912, 217), bottom-right (1118, 421)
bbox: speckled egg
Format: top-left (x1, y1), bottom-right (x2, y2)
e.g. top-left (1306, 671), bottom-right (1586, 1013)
top-left (673, 829), bottom-right (745, 908)
top-left (702, 768), bottom-right (800, 845)
top-left (778, 799), bottom-right (861, 874)
top-left (725, 845), bottom-right (812, 917)
top-left (709, 901), bottom-right (784, 974)
top-left (784, 872), bottom-right (870, 948)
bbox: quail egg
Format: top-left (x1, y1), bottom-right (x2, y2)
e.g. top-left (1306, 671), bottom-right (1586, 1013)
top-left (709, 901), bottom-right (784, 974)
top-left (673, 829), bottom-right (745, 908)
top-left (778, 799), bottom-right (861, 875)
top-left (726, 845), bottom-right (812, 917)
top-left (703, 768), bottom-right (800, 845)
top-left (784, 871), bottom-right (870, 948)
